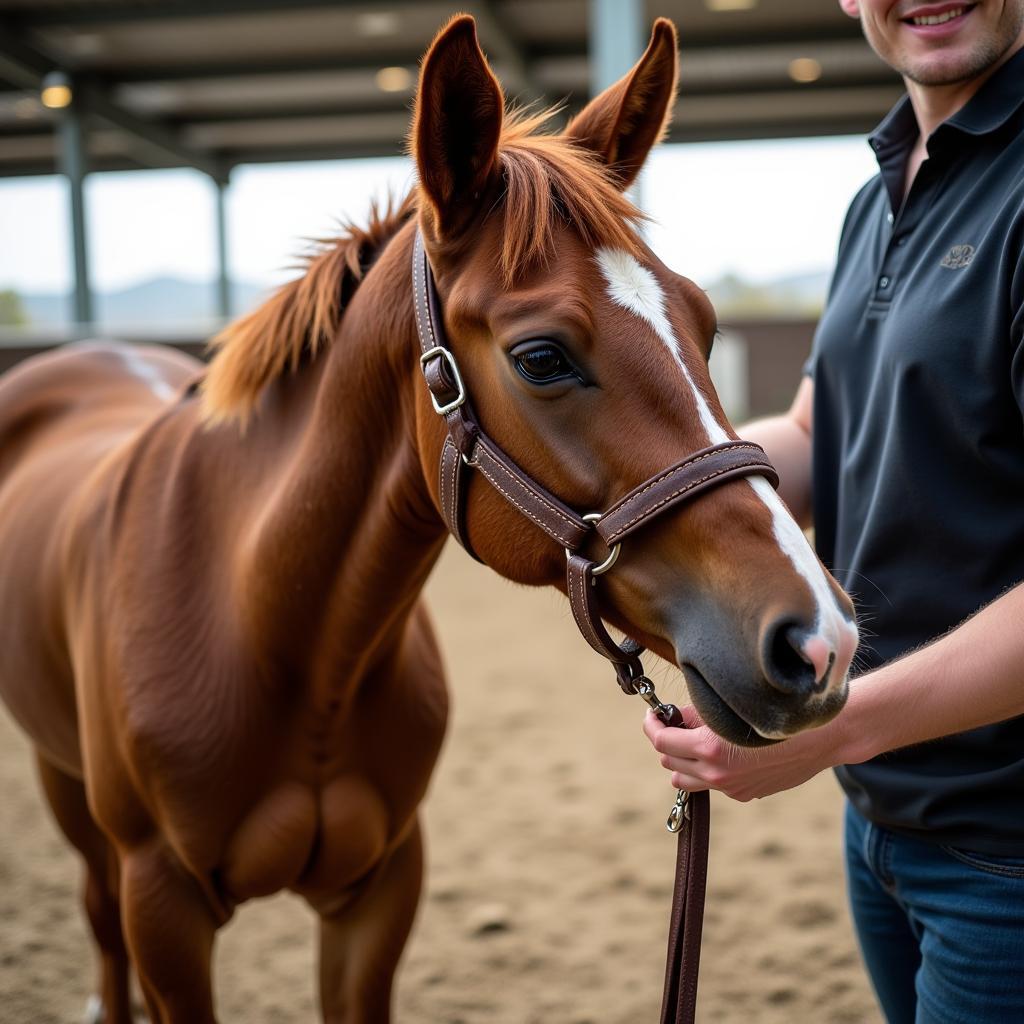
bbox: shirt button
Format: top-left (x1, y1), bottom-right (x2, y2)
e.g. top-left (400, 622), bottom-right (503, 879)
top-left (879, 275), bottom-right (891, 289)
top-left (896, 235), bottom-right (908, 246)
top-left (887, 212), bottom-right (894, 225)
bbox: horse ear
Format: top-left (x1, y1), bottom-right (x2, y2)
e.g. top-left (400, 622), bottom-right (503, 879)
top-left (412, 15), bottom-right (505, 237)
top-left (566, 18), bottom-right (678, 188)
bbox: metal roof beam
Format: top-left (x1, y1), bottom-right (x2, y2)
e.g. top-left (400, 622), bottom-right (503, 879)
top-left (82, 83), bottom-right (227, 182)
top-left (80, 28), bottom-right (869, 87)
top-left (96, 52), bottom-right (417, 84)
top-left (9, 0), bottom-right (411, 27)
top-left (0, 20), bottom-right (50, 89)
top-left (469, 2), bottom-right (547, 107)
top-left (0, 21), bottom-right (226, 181)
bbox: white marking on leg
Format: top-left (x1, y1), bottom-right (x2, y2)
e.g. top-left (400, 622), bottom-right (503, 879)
top-left (119, 349), bottom-right (176, 402)
top-left (595, 248), bottom-right (856, 675)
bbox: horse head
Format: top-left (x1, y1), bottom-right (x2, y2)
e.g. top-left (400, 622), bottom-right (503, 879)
top-left (410, 15), bottom-right (857, 746)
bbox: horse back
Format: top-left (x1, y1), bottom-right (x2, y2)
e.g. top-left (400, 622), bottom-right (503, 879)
top-left (0, 342), bottom-right (200, 775)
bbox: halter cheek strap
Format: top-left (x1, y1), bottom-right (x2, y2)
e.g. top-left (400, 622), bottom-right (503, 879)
top-left (412, 229), bottom-right (779, 1024)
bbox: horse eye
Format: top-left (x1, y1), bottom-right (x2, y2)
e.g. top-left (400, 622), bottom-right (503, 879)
top-left (512, 343), bottom-right (578, 385)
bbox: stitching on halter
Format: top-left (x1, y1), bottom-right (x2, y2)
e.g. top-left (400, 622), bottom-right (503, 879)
top-left (474, 446), bottom-right (583, 537)
top-left (603, 461), bottom-right (763, 543)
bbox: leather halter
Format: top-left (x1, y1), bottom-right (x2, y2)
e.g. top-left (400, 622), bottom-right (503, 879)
top-left (412, 229), bottom-right (779, 1023)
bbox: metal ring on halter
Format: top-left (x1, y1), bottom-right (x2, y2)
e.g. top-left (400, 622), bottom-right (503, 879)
top-left (565, 512), bottom-right (621, 576)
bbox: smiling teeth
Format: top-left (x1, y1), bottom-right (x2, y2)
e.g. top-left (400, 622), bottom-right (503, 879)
top-left (912, 6), bottom-right (966, 24)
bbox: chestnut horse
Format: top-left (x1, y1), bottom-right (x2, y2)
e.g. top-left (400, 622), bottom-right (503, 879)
top-left (0, 15), bottom-right (857, 1024)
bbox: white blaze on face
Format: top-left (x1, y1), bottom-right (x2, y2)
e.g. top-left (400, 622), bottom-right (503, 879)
top-left (594, 248), bottom-right (856, 686)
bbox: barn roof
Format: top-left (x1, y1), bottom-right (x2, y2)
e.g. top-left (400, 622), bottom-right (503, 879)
top-left (0, 0), bottom-right (900, 179)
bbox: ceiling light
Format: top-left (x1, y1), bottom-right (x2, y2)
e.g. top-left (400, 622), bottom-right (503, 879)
top-left (704, 0), bottom-right (759, 11)
top-left (375, 66), bottom-right (412, 93)
top-left (40, 71), bottom-right (72, 109)
top-left (788, 57), bottom-right (823, 83)
top-left (357, 11), bottom-right (400, 37)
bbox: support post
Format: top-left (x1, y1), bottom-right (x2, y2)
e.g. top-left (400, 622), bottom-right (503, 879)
top-left (58, 91), bottom-right (92, 325)
top-left (214, 175), bottom-right (231, 319)
top-left (588, 0), bottom-right (644, 94)
top-left (589, 0), bottom-right (646, 211)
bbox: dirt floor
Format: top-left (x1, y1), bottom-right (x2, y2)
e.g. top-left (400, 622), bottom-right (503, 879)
top-left (0, 543), bottom-right (881, 1023)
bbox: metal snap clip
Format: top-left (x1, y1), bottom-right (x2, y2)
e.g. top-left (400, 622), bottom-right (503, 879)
top-left (667, 790), bottom-right (690, 833)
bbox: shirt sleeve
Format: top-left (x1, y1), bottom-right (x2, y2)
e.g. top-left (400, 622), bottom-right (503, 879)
top-left (1011, 236), bottom-right (1024, 419)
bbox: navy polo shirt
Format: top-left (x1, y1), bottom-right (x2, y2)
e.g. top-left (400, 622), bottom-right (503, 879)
top-left (807, 48), bottom-right (1024, 852)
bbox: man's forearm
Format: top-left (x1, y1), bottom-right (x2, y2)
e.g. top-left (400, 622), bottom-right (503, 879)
top-left (741, 413), bottom-right (814, 527)
top-left (835, 580), bottom-right (1024, 764)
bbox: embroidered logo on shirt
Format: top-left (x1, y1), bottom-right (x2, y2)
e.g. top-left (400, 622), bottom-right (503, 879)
top-left (940, 244), bottom-right (975, 269)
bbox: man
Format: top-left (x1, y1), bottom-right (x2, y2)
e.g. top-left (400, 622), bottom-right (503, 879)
top-left (644, 2), bottom-right (1024, 1020)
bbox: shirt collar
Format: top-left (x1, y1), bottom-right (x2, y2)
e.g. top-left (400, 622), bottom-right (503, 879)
top-left (945, 44), bottom-right (1024, 135)
top-left (868, 94), bottom-right (917, 159)
top-left (868, 43), bottom-right (1024, 155)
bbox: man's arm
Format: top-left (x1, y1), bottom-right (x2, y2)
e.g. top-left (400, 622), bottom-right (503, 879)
top-left (643, 579), bottom-right (1024, 802)
top-left (645, 373), bottom-right (1024, 802)
top-left (740, 376), bottom-right (814, 527)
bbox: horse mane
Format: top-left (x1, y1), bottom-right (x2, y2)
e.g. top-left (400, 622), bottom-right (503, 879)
top-left (201, 192), bottom-right (415, 425)
top-left (201, 106), bottom-right (644, 426)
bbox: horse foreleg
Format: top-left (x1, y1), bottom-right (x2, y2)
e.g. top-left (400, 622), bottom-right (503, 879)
top-left (35, 753), bottom-right (134, 1024)
top-left (315, 818), bottom-right (424, 1024)
top-left (119, 840), bottom-right (220, 1024)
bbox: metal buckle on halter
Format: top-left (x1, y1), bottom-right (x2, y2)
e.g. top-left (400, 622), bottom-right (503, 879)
top-left (420, 345), bottom-right (467, 415)
top-left (565, 512), bottom-right (621, 577)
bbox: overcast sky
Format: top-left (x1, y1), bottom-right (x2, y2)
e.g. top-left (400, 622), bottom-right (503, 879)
top-left (0, 135), bottom-right (878, 296)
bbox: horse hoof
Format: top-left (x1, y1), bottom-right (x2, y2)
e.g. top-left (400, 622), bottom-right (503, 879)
top-left (83, 995), bottom-right (105, 1024)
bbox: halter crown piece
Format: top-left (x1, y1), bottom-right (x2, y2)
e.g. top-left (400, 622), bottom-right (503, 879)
top-left (412, 229), bottom-right (780, 1024)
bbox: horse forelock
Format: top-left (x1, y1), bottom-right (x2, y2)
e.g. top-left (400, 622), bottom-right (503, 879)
top-left (201, 192), bottom-right (416, 426)
top-left (480, 107), bottom-right (647, 287)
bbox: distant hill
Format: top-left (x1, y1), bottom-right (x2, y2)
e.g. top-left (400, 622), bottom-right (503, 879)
top-left (19, 276), bottom-right (272, 329)
top-left (10, 268), bottom-right (833, 331)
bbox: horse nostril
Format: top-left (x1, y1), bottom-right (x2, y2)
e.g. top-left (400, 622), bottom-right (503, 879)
top-left (762, 618), bottom-right (819, 696)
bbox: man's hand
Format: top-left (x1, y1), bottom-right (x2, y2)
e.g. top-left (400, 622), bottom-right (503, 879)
top-left (642, 581), bottom-right (1024, 803)
top-left (642, 705), bottom-right (843, 802)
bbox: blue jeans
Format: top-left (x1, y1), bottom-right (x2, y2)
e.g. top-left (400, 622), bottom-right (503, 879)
top-left (844, 802), bottom-right (1024, 1023)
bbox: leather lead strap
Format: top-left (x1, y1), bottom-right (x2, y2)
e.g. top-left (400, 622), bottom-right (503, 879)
top-left (661, 789), bottom-right (710, 1024)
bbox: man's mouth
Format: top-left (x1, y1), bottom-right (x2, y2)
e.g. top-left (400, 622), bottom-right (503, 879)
top-left (902, 3), bottom-right (977, 28)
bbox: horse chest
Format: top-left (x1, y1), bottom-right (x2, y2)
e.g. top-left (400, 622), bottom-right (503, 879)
top-left (219, 775), bottom-right (390, 904)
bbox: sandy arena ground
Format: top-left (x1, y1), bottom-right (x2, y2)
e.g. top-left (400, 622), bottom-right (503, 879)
top-left (0, 543), bottom-right (881, 1023)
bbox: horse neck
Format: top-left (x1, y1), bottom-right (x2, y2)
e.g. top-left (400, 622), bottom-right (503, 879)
top-left (235, 227), bottom-right (446, 687)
